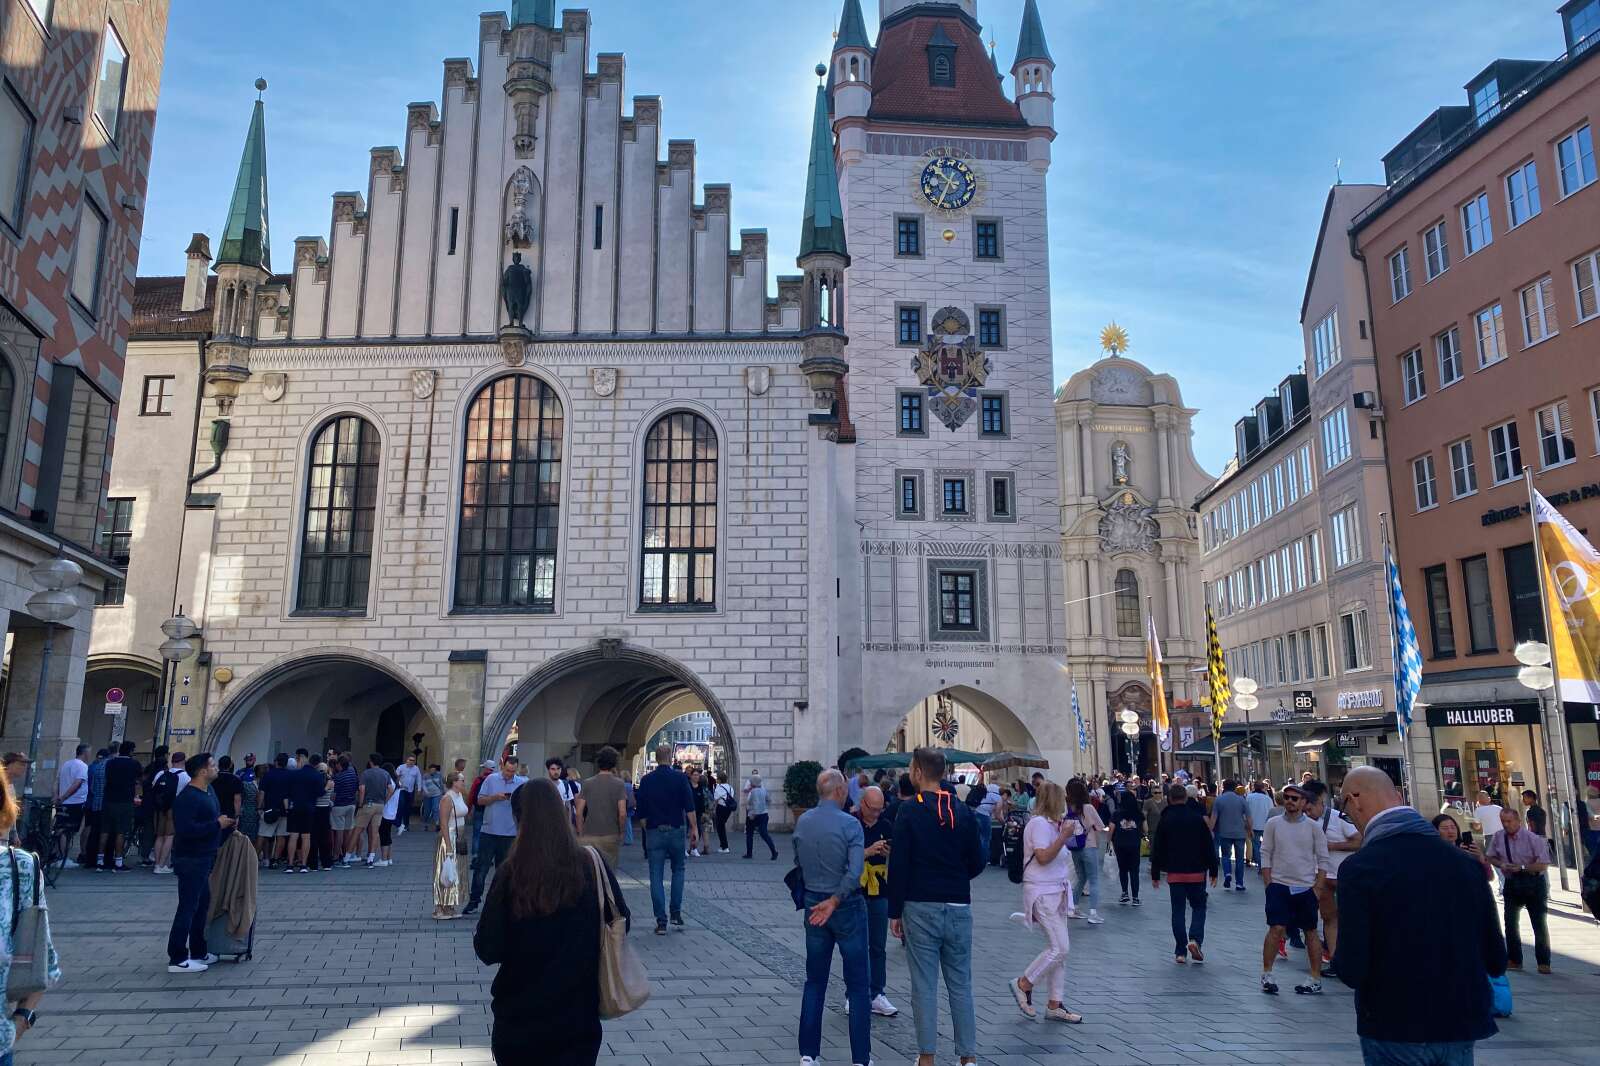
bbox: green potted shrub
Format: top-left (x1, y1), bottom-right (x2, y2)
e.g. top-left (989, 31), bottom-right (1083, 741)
top-left (784, 759), bottom-right (824, 820)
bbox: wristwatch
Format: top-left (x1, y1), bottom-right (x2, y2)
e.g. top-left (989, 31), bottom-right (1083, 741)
top-left (11, 1007), bottom-right (36, 1027)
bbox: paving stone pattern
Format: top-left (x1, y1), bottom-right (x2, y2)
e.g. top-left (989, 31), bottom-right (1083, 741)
top-left (35, 832), bottom-right (1600, 1065)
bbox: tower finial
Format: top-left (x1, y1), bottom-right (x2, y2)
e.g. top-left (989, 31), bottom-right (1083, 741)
top-left (254, 77), bottom-right (267, 99)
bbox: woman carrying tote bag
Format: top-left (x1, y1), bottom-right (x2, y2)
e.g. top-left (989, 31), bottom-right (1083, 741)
top-left (0, 767), bottom-right (59, 1064)
top-left (474, 779), bottom-right (638, 1065)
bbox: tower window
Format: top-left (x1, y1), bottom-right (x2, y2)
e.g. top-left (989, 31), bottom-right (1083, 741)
top-left (448, 207), bottom-right (460, 255)
top-left (898, 391), bottom-right (925, 436)
top-left (593, 204), bottom-right (603, 250)
top-left (974, 219), bottom-right (1001, 259)
top-left (897, 305), bottom-right (923, 345)
top-left (895, 216), bottom-right (922, 257)
top-left (933, 56), bottom-right (952, 83)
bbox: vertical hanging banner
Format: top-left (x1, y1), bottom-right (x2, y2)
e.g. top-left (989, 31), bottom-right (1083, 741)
top-left (1534, 489), bottom-right (1600, 702)
top-left (1146, 611), bottom-right (1170, 745)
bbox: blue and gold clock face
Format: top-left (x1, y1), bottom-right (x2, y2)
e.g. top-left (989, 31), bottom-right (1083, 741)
top-left (920, 156), bottom-right (977, 211)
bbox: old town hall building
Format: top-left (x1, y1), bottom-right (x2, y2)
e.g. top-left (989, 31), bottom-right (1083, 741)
top-left (90, 0), bottom-right (1079, 789)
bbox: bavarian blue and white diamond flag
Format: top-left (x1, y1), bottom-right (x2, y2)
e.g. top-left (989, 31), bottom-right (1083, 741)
top-left (1071, 677), bottom-right (1089, 753)
top-left (1387, 541), bottom-right (1423, 738)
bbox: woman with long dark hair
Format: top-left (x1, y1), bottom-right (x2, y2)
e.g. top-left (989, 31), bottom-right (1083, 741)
top-left (1111, 788), bottom-right (1144, 906)
top-left (1063, 779), bottom-right (1106, 924)
top-left (474, 778), bottom-right (630, 1065)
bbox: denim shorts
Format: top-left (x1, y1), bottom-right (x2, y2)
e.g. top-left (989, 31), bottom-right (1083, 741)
top-left (1264, 882), bottom-right (1319, 931)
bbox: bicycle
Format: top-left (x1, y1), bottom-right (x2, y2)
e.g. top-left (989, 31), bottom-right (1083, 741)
top-left (21, 797), bottom-right (73, 888)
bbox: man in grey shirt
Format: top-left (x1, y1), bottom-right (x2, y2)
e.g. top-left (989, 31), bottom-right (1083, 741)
top-left (354, 756), bottom-right (393, 867)
top-left (793, 769), bottom-right (870, 1066)
top-left (464, 757), bottom-right (527, 915)
top-left (1210, 780), bottom-right (1251, 891)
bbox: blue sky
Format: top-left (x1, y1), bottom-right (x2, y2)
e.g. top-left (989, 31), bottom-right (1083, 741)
top-left (138, 1), bottom-right (1567, 471)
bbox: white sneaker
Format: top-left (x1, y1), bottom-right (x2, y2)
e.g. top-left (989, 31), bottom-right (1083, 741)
top-left (1086, 910), bottom-right (1105, 925)
top-left (61, 859), bottom-right (79, 869)
top-left (168, 959), bottom-right (209, 973)
top-left (366, 853), bottom-right (377, 864)
top-left (154, 865), bottom-right (171, 875)
top-left (719, 848), bottom-right (730, 854)
top-left (870, 993), bottom-right (898, 1016)
top-left (800, 1058), bottom-right (818, 1066)
top-left (378, 859), bottom-right (393, 867)
top-left (198, 953), bottom-right (219, 964)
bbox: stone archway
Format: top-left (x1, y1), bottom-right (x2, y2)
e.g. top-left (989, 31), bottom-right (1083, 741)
top-left (204, 649), bottom-right (444, 766)
top-left (1108, 681), bottom-right (1158, 775)
top-left (887, 685), bottom-right (1042, 760)
top-left (485, 640), bottom-right (738, 783)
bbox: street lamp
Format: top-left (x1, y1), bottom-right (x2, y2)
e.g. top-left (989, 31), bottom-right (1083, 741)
top-left (156, 610), bottom-right (199, 749)
top-left (1234, 677), bottom-right (1259, 780)
top-left (22, 557), bottom-right (84, 798)
top-left (1513, 640), bottom-right (1569, 891)
top-left (1119, 712), bottom-right (1140, 775)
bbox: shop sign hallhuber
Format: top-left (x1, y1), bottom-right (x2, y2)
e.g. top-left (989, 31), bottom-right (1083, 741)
top-left (1424, 702), bottom-right (1542, 728)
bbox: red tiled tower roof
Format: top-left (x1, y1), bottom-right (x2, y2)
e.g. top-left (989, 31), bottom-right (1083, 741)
top-left (867, 10), bottom-right (1027, 128)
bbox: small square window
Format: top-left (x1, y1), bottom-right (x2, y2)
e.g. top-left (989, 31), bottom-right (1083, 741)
top-left (974, 219), bottom-right (1001, 259)
top-left (897, 305), bottom-right (923, 345)
top-left (896, 216), bottom-right (922, 257)
top-left (93, 24), bottom-right (128, 142)
top-left (942, 477), bottom-right (967, 515)
top-left (977, 307), bottom-right (1004, 348)
top-left (141, 375), bottom-right (174, 416)
top-left (979, 393), bottom-right (1007, 437)
top-left (897, 391), bottom-right (925, 436)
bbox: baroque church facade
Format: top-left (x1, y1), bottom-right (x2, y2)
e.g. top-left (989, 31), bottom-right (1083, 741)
top-left (90, 0), bottom-right (1083, 789)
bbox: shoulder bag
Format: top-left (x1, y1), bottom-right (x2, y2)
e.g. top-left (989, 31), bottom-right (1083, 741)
top-left (6, 847), bottom-right (49, 998)
top-left (587, 847), bottom-right (649, 1018)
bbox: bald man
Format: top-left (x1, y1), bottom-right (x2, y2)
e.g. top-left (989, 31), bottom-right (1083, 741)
top-left (793, 768), bottom-right (871, 1066)
top-left (1334, 767), bottom-right (1505, 1065)
top-left (856, 785), bottom-right (899, 1017)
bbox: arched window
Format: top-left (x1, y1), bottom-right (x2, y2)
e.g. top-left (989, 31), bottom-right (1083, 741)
top-left (933, 55), bottom-right (952, 82)
top-left (641, 412), bottom-right (717, 608)
top-left (298, 415), bottom-right (380, 612)
top-left (456, 375), bottom-right (564, 610)
top-left (0, 358), bottom-right (14, 472)
top-left (1115, 568), bottom-right (1141, 637)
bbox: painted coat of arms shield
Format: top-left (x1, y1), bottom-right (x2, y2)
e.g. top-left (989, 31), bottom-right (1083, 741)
top-left (912, 308), bottom-right (992, 431)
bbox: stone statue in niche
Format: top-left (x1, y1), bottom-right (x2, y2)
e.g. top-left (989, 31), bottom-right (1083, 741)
top-left (501, 253), bottom-right (533, 328)
top-left (1112, 440), bottom-right (1131, 485)
top-left (1098, 498), bottom-right (1158, 555)
top-left (505, 167), bottom-right (537, 246)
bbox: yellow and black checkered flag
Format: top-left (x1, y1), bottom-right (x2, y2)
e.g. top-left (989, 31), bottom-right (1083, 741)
top-left (1206, 603), bottom-right (1231, 742)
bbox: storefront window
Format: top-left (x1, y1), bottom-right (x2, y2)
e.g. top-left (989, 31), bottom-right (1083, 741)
top-left (1427, 702), bottom-right (1545, 810)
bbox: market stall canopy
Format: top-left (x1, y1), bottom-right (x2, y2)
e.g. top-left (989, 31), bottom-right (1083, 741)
top-left (980, 751), bottom-right (1051, 772)
top-left (843, 748), bottom-right (991, 771)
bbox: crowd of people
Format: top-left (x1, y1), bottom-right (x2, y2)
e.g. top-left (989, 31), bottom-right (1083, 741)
top-left (13, 738), bottom-right (1600, 1066)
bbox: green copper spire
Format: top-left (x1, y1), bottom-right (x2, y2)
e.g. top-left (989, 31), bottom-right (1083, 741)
top-left (1013, 0), bottom-right (1052, 66)
top-left (512, 0), bottom-right (554, 27)
top-left (834, 0), bottom-right (872, 51)
top-left (799, 72), bottom-right (848, 261)
top-left (216, 79), bottom-right (271, 271)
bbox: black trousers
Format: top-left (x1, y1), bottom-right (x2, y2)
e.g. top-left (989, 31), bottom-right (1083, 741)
top-left (78, 808), bottom-right (102, 865)
top-left (714, 805), bottom-right (733, 851)
top-left (168, 855), bottom-right (214, 965)
top-left (1114, 837), bottom-right (1142, 897)
top-left (1504, 872), bottom-right (1551, 967)
top-left (745, 813), bottom-right (777, 858)
top-left (311, 807), bottom-right (336, 869)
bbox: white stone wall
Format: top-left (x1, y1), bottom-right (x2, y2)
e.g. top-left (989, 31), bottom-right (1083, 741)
top-left (117, 340), bottom-right (815, 784)
top-left (839, 134), bottom-right (1072, 770)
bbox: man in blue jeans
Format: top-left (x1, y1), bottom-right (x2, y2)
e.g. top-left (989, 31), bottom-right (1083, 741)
top-left (1210, 778), bottom-right (1250, 890)
top-left (1150, 781), bottom-right (1219, 964)
top-left (856, 786), bottom-right (899, 1016)
top-left (167, 753), bottom-right (231, 974)
top-left (794, 769), bottom-right (871, 1066)
top-left (886, 748), bottom-right (986, 1066)
top-left (635, 743), bottom-right (698, 935)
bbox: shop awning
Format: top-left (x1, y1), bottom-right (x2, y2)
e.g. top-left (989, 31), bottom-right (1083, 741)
top-left (1175, 736), bottom-right (1242, 757)
top-left (1294, 731), bottom-right (1337, 750)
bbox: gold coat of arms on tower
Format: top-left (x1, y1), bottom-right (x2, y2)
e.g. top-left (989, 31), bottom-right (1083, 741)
top-left (912, 306), bottom-right (993, 431)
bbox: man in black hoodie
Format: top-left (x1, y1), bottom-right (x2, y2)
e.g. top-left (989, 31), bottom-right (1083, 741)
top-left (1150, 782), bottom-right (1219, 964)
top-left (886, 748), bottom-right (985, 1066)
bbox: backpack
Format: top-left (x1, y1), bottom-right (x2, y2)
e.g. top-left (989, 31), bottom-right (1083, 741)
top-left (1005, 816), bottom-right (1031, 884)
top-left (151, 770), bottom-right (179, 813)
top-left (1063, 807), bottom-right (1088, 851)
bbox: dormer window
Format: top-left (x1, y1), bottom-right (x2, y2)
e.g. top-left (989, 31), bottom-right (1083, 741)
top-left (927, 25), bottom-right (957, 87)
top-left (1471, 80), bottom-right (1500, 124)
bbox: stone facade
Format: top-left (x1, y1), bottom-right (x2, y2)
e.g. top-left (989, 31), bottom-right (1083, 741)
top-left (1055, 356), bottom-right (1211, 775)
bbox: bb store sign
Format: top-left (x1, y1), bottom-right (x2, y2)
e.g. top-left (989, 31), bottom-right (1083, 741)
top-left (1424, 702), bottom-right (1542, 728)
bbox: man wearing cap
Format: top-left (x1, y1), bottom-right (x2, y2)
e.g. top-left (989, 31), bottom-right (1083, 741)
top-left (1259, 781), bottom-right (1329, 996)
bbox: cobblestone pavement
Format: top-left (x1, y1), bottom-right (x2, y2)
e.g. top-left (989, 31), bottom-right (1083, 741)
top-left (32, 830), bottom-right (1600, 1065)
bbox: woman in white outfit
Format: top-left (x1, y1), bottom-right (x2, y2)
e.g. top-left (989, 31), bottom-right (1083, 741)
top-left (433, 772), bottom-right (470, 919)
top-left (1011, 781), bottom-right (1085, 1024)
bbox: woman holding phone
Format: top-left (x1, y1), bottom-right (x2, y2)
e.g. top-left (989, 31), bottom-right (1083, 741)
top-left (1010, 781), bottom-right (1084, 1024)
top-left (1432, 813), bottom-right (1492, 880)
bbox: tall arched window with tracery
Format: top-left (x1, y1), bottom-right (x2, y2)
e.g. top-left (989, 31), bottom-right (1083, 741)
top-left (641, 411), bottom-right (717, 608)
top-left (298, 415), bottom-right (380, 612)
top-left (1115, 568), bottom-right (1141, 637)
top-left (456, 375), bottom-right (564, 610)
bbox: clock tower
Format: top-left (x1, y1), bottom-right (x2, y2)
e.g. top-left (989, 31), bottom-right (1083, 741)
top-left (828, 0), bottom-right (1076, 772)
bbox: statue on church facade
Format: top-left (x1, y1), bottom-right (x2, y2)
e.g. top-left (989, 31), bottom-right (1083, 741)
top-left (1112, 440), bottom-right (1131, 485)
top-left (501, 252), bottom-right (533, 328)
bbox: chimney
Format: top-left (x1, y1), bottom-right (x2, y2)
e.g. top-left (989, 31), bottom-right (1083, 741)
top-left (181, 233), bottom-right (212, 313)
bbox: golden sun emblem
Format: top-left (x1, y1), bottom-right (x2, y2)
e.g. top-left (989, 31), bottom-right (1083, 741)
top-left (1100, 323), bottom-right (1131, 355)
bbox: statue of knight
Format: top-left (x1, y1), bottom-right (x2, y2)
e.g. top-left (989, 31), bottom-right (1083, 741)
top-left (501, 252), bottom-right (533, 329)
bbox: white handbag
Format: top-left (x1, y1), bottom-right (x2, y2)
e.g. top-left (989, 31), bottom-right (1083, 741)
top-left (587, 846), bottom-right (650, 1018)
